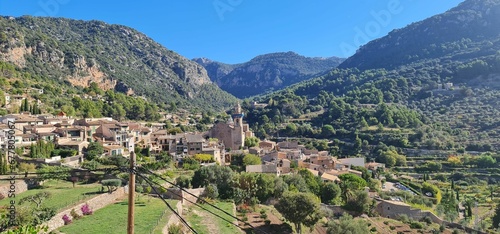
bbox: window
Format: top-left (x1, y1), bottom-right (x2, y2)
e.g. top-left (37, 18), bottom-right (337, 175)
top-left (387, 207), bottom-right (390, 210)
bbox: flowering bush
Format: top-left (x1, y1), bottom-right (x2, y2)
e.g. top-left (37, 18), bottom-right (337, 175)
top-left (81, 204), bottom-right (93, 215)
top-left (62, 214), bottom-right (72, 225)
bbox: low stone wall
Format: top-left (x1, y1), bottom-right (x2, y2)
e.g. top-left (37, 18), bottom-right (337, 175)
top-left (181, 188), bottom-right (204, 205)
top-left (163, 200), bottom-right (183, 233)
top-left (161, 187), bottom-right (204, 206)
top-left (376, 199), bottom-right (487, 234)
top-left (43, 187), bottom-right (127, 233)
top-left (320, 204), bottom-right (357, 216)
top-left (0, 180), bottom-right (28, 199)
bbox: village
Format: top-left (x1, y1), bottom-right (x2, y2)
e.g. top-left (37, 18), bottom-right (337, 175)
top-left (1, 100), bottom-right (496, 234)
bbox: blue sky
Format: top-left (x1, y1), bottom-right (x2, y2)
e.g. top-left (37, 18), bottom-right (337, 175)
top-left (0, 0), bottom-right (463, 64)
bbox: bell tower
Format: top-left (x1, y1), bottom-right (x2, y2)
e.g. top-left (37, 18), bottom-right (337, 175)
top-left (232, 102), bottom-right (244, 127)
top-left (231, 102), bottom-right (245, 148)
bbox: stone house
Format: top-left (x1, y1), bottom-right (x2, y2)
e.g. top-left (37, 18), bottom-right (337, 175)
top-left (103, 144), bottom-right (126, 157)
top-left (258, 140), bottom-right (276, 151)
top-left (375, 199), bottom-right (443, 224)
top-left (246, 164), bottom-right (279, 176)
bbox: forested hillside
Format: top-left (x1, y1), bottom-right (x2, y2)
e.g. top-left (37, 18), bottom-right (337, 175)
top-left (339, 0), bottom-right (500, 70)
top-left (0, 16), bottom-right (237, 112)
top-left (244, 0), bottom-right (500, 153)
top-left (0, 60), bottom-right (162, 121)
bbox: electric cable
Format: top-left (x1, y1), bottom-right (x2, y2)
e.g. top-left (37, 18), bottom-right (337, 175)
top-left (134, 170), bottom-right (198, 234)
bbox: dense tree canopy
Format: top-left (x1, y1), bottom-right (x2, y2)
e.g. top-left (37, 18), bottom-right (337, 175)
top-left (275, 192), bottom-right (321, 234)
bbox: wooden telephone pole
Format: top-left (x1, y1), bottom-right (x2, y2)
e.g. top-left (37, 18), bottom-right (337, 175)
top-left (127, 152), bottom-right (136, 234)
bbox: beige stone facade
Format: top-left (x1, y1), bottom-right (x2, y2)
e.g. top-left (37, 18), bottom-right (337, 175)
top-left (209, 103), bottom-right (253, 150)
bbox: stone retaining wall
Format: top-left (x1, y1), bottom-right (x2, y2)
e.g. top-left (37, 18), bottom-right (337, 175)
top-left (0, 180), bottom-right (28, 199)
top-left (43, 187), bottom-right (127, 233)
top-left (376, 199), bottom-right (487, 234)
top-left (163, 200), bottom-right (183, 233)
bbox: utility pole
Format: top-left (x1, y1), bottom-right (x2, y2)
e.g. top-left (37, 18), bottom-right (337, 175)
top-left (127, 152), bottom-right (136, 234)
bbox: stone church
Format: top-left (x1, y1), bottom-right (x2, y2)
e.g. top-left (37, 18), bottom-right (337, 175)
top-left (209, 103), bottom-right (254, 150)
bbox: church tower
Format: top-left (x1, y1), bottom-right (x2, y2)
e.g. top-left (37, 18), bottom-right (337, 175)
top-left (231, 102), bottom-right (245, 148)
top-left (232, 102), bottom-right (243, 127)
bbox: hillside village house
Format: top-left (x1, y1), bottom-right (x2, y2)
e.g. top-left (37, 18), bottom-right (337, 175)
top-left (246, 164), bottom-right (279, 176)
top-left (151, 132), bottom-right (225, 165)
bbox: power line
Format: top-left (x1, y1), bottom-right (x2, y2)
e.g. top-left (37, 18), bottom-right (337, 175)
top-left (136, 166), bottom-right (270, 234)
top-left (134, 171), bottom-right (198, 234)
top-left (136, 169), bottom-right (250, 233)
top-left (0, 167), bottom-right (123, 180)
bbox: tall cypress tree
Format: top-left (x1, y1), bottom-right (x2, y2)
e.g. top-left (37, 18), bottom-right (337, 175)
top-left (30, 144), bottom-right (35, 158)
top-left (23, 98), bottom-right (29, 112)
top-left (0, 151), bottom-right (6, 174)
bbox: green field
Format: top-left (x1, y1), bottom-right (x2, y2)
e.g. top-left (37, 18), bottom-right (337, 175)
top-left (0, 181), bottom-right (102, 212)
top-left (185, 201), bottom-right (241, 234)
top-left (57, 197), bottom-right (175, 234)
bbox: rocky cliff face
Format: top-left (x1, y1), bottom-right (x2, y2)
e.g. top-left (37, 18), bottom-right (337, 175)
top-left (0, 16), bottom-right (236, 110)
top-left (194, 52), bottom-right (344, 98)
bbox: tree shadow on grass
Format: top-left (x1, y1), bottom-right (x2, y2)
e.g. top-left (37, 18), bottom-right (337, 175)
top-left (83, 191), bottom-right (107, 195)
top-left (116, 201), bottom-right (147, 206)
top-left (242, 223), bottom-right (293, 234)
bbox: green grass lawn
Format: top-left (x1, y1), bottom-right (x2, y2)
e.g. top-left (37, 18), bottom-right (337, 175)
top-left (186, 201), bottom-right (241, 234)
top-left (58, 197), bottom-right (175, 234)
top-left (0, 181), bottom-right (102, 212)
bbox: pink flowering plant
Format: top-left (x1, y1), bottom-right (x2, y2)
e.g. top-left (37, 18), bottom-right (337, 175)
top-left (81, 204), bottom-right (93, 215)
top-left (62, 214), bottom-right (72, 225)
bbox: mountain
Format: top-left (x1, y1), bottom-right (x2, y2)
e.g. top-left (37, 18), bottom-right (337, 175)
top-left (245, 0), bottom-right (500, 151)
top-left (0, 16), bottom-right (237, 111)
top-left (339, 0), bottom-right (500, 70)
top-left (194, 52), bottom-right (344, 98)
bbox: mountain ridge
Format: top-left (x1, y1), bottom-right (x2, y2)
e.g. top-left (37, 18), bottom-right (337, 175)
top-left (194, 51), bottom-right (344, 98)
top-left (339, 0), bottom-right (500, 70)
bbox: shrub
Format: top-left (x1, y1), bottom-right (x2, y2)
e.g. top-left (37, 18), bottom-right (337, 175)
top-left (81, 204), bottom-right (93, 215)
top-left (410, 222), bottom-right (424, 229)
top-left (421, 216), bottom-right (432, 224)
top-left (70, 208), bottom-right (81, 220)
top-left (370, 227), bottom-right (377, 232)
top-left (397, 214), bottom-right (410, 223)
top-left (62, 214), bottom-right (72, 225)
top-left (264, 219), bottom-right (271, 225)
top-left (168, 223), bottom-right (183, 234)
top-left (389, 226), bottom-right (396, 230)
top-left (203, 184), bottom-right (218, 199)
top-left (383, 221), bottom-right (389, 225)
